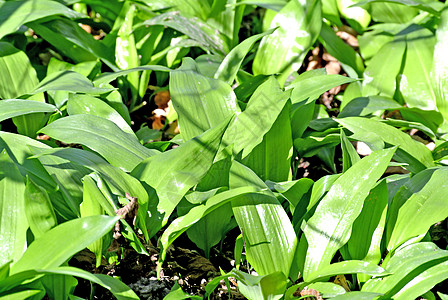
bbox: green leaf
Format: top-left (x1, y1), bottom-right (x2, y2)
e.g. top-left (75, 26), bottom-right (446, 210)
top-left (224, 77), bottom-right (289, 158)
top-left (393, 259), bottom-right (448, 300)
top-left (169, 58), bottom-right (238, 140)
top-left (158, 187), bottom-right (266, 274)
top-left (302, 147), bottom-right (395, 280)
top-left (81, 176), bottom-right (105, 267)
top-left (340, 129), bottom-right (360, 173)
top-left (0, 132), bottom-right (81, 219)
top-left (0, 100), bottom-right (57, 122)
top-left (39, 114), bottom-right (157, 172)
top-left (400, 26), bottom-right (437, 110)
top-left (370, 2), bottom-right (417, 23)
top-left (253, 0), bottom-right (321, 84)
top-left (232, 192), bottom-right (297, 277)
top-left (0, 42), bottom-right (40, 99)
top-left (32, 71), bottom-right (113, 95)
top-left (433, 7), bottom-right (448, 122)
top-left (362, 36), bottom-right (406, 98)
top-left (306, 260), bottom-right (388, 282)
top-left (337, 0), bottom-right (371, 33)
top-left (0, 150), bottom-right (27, 266)
top-left (1, 266), bottom-right (139, 300)
top-left (132, 117), bottom-right (231, 234)
top-left (29, 18), bottom-right (115, 67)
top-left (354, 0), bottom-right (442, 16)
top-left (236, 270), bottom-right (287, 300)
top-left (11, 215), bottom-right (120, 274)
top-left (336, 117), bottom-right (434, 173)
top-left (318, 23), bottom-right (364, 77)
top-left (67, 94), bottom-right (134, 137)
top-left (242, 100), bottom-right (293, 182)
top-left (344, 180), bottom-right (388, 264)
top-left (362, 242), bottom-right (448, 297)
top-left (24, 177), bottom-right (57, 239)
top-left (0, 0), bottom-right (84, 40)
top-left (387, 167), bottom-right (448, 252)
top-left (29, 147), bottom-right (151, 240)
top-left (339, 96), bottom-right (402, 118)
top-left (215, 29), bottom-right (275, 84)
top-left (93, 65), bottom-right (171, 86)
top-left (332, 291), bottom-right (383, 299)
top-left (140, 11), bottom-right (229, 55)
top-left (289, 74), bottom-right (356, 105)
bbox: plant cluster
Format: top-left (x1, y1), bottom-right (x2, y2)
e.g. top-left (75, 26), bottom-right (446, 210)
top-left (1, 0), bottom-right (448, 299)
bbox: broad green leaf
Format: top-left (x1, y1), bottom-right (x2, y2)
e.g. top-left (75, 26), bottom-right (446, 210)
top-left (399, 107), bottom-right (443, 138)
top-left (169, 58), bottom-right (239, 140)
top-left (93, 65), bottom-right (171, 86)
top-left (400, 26), bottom-right (437, 110)
top-left (340, 129), bottom-right (360, 172)
top-left (370, 2), bottom-right (417, 23)
top-left (39, 114), bottom-right (156, 172)
top-left (140, 11), bottom-right (229, 55)
top-left (223, 77), bottom-right (289, 158)
top-left (267, 178), bottom-right (314, 215)
top-left (24, 177), bottom-right (57, 239)
top-left (234, 74), bottom-right (271, 103)
top-left (362, 243), bottom-right (448, 297)
top-left (344, 180), bottom-right (388, 263)
top-left (115, 3), bottom-right (139, 107)
top-left (0, 0), bottom-right (84, 39)
top-left (0, 289), bottom-right (42, 299)
top-left (1, 266), bottom-right (139, 300)
top-left (332, 291), bottom-right (383, 299)
top-left (233, 0), bottom-right (288, 11)
top-left (362, 37), bottom-right (406, 98)
top-left (302, 148), bottom-right (395, 280)
top-left (289, 74), bottom-right (356, 105)
top-left (81, 176), bottom-right (105, 267)
top-left (11, 215), bottom-right (119, 274)
top-left (354, 0), bottom-right (442, 16)
top-left (82, 175), bottom-right (148, 255)
top-left (158, 187), bottom-right (266, 273)
top-left (253, 0), bottom-right (322, 84)
top-left (336, 117), bottom-right (434, 173)
top-left (29, 147), bottom-right (151, 240)
top-left (387, 167), bottom-right (448, 252)
top-left (215, 29), bottom-right (275, 84)
top-left (337, 0), bottom-right (371, 33)
top-left (0, 100), bottom-right (57, 122)
top-left (132, 117), bottom-right (231, 234)
top-left (144, 0), bottom-right (211, 20)
top-left (0, 42), bottom-right (40, 99)
top-left (236, 270), bottom-right (287, 300)
top-left (306, 260), bottom-right (389, 282)
top-left (41, 273), bottom-right (77, 300)
top-left (30, 18), bottom-right (115, 67)
top-left (394, 259), bottom-right (448, 300)
top-left (0, 150), bottom-right (27, 266)
top-left (433, 7), bottom-right (448, 122)
top-left (307, 174), bottom-right (341, 211)
top-left (0, 132), bottom-right (81, 219)
top-left (339, 96), bottom-right (402, 118)
top-left (67, 94), bottom-right (134, 137)
top-left (242, 100), bottom-right (293, 182)
top-left (358, 25), bottom-right (396, 64)
top-left (32, 71), bottom-right (113, 95)
top-left (319, 23), bottom-right (364, 77)
top-left (184, 201), bottom-right (233, 258)
top-left (0, 42), bottom-right (45, 137)
top-left (208, 0), bottom-right (244, 48)
top-left (232, 192), bottom-right (297, 277)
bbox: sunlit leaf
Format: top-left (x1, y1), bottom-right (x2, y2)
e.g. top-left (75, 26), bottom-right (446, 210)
top-left (302, 148), bottom-right (395, 280)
